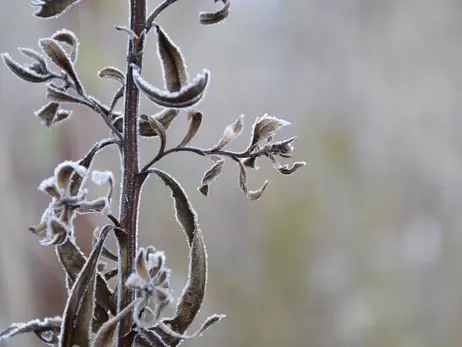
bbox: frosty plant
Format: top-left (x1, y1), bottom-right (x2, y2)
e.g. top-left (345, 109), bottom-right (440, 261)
top-left (0, 0), bottom-right (305, 346)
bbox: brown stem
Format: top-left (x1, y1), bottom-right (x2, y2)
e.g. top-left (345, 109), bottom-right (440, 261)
top-left (116, 0), bottom-right (146, 346)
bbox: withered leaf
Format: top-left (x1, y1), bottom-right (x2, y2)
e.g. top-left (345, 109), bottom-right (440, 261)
top-left (35, 102), bottom-right (60, 127)
top-left (145, 169), bottom-right (207, 342)
top-left (51, 29), bottom-right (79, 62)
top-left (18, 47), bottom-right (49, 74)
top-left (91, 298), bottom-right (141, 347)
top-left (53, 109), bottom-right (72, 124)
top-left (277, 161), bottom-right (306, 175)
top-left (237, 159), bottom-right (270, 200)
top-left (46, 84), bottom-right (88, 105)
top-left (60, 225), bottom-right (113, 347)
top-left (0, 317), bottom-right (61, 345)
top-left (157, 313), bottom-right (225, 341)
top-left (134, 328), bottom-right (168, 347)
top-left (32, 0), bottom-right (82, 18)
top-left (248, 114), bottom-right (290, 152)
top-left (112, 109), bottom-right (179, 137)
top-left (211, 114), bottom-right (244, 151)
top-left (199, 0), bottom-right (231, 25)
top-left (155, 24), bottom-right (189, 92)
top-left (39, 38), bottom-right (84, 95)
top-left (146, 115), bottom-right (167, 160)
top-left (198, 156), bottom-right (225, 196)
top-left (2, 53), bottom-right (52, 83)
top-left (132, 66), bottom-right (209, 108)
top-left (97, 66), bottom-right (126, 85)
top-left (178, 110), bottom-right (202, 147)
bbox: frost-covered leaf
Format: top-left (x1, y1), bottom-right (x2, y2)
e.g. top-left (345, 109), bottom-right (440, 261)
top-left (18, 47), bottom-right (49, 74)
top-left (198, 156), bottom-right (225, 196)
top-left (32, 0), bottom-right (83, 18)
top-left (199, 0), bottom-right (231, 25)
top-left (237, 159), bottom-right (270, 200)
top-left (0, 317), bottom-right (61, 345)
top-left (178, 110), bottom-right (202, 147)
top-left (155, 24), bottom-right (189, 92)
top-left (211, 114), bottom-right (244, 151)
top-left (39, 38), bottom-right (84, 94)
top-left (35, 102), bottom-right (59, 127)
top-left (97, 66), bottom-right (125, 85)
top-left (277, 161), bottom-right (306, 175)
top-left (46, 84), bottom-right (88, 105)
top-left (2, 53), bottom-right (52, 83)
top-left (60, 225), bottom-right (113, 347)
top-left (51, 29), bottom-right (79, 62)
top-left (132, 66), bottom-right (209, 109)
top-left (248, 114), bottom-right (290, 152)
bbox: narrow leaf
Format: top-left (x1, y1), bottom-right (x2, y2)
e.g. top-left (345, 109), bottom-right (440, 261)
top-left (158, 313), bottom-right (225, 340)
top-left (155, 24), bottom-right (189, 92)
top-left (0, 317), bottom-right (61, 345)
top-left (112, 109), bottom-right (178, 137)
top-left (211, 114), bottom-right (244, 150)
top-left (237, 159), bottom-right (270, 200)
top-left (46, 84), bottom-right (88, 105)
top-left (18, 47), bottom-right (49, 74)
top-left (97, 66), bottom-right (125, 85)
top-left (39, 38), bottom-right (84, 94)
top-left (248, 114), bottom-right (290, 152)
top-left (35, 102), bottom-right (59, 127)
top-left (198, 156), bottom-right (225, 196)
top-left (59, 225), bottom-right (113, 347)
top-left (132, 66), bottom-right (209, 108)
top-left (146, 115), bottom-right (167, 161)
top-left (200, 0), bottom-right (231, 25)
top-left (178, 111), bottom-right (202, 147)
top-left (134, 329), bottom-right (168, 347)
top-left (51, 29), bottom-right (79, 62)
top-left (91, 298), bottom-right (140, 347)
top-left (145, 170), bottom-right (207, 343)
top-left (32, 0), bottom-right (81, 18)
top-left (277, 161), bottom-right (306, 175)
top-left (2, 53), bottom-right (52, 83)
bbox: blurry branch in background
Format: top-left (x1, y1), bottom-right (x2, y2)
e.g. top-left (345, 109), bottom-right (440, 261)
top-left (0, 0), bottom-right (304, 347)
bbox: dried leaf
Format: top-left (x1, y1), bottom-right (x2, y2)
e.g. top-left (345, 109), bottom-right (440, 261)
top-left (237, 159), bottom-right (270, 200)
top-left (134, 329), bottom-right (168, 347)
top-left (144, 169), bottom-right (207, 343)
top-left (248, 114), bottom-right (290, 152)
top-left (211, 114), bottom-right (244, 151)
top-left (132, 66), bottom-right (209, 109)
top-left (2, 53), bottom-right (52, 83)
top-left (54, 161), bottom-right (87, 193)
top-left (0, 317), bottom-right (61, 345)
top-left (91, 298), bottom-right (140, 347)
top-left (199, 0), bottom-right (231, 25)
top-left (51, 29), bottom-right (79, 62)
top-left (277, 161), bottom-right (306, 175)
top-left (18, 47), bottom-right (49, 74)
top-left (40, 217), bottom-right (69, 246)
top-left (46, 84), bottom-right (88, 105)
top-left (178, 111), bottom-right (202, 147)
top-left (155, 25), bottom-right (189, 92)
top-left (59, 225), bottom-right (113, 347)
top-left (53, 109), bottom-right (72, 124)
top-left (242, 157), bottom-right (259, 170)
top-left (39, 38), bottom-right (84, 94)
top-left (32, 0), bottom-right (82, 18)
top-left (135, 249), bottom-right (151, 282)
top-left (77, 197), bottom-right (110, 214)
top-left (198, 156), bottom-right (225, 196)
top-left (35, 102), bottom-right (60, 127)
top-left (98, 66), bottom-right (125, 85)
top-left (92, 227), bottom-right (118, 262)
top-left (158, 314), bottom-right (225, 341)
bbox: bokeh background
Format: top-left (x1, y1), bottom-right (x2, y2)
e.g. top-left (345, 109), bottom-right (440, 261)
top-left (2, 0), bottom-right (462, 346)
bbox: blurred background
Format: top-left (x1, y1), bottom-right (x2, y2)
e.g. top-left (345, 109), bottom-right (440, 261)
top-left (2, 0), bottom-right (462, 346)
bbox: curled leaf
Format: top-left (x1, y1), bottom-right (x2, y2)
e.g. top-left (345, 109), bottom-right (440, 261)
top-left (143, 169), bottom-right (207, 344)
top-left (158, 314), bottom-right (225, 341)
top-left (39, 38), bottom-right (84, 94)
top-left (91, 298), bottom-right (141, 347)
top-left (35, 102), bottom-right (60, 127)
top-left (237, 159), bottom-right (270, 200)
top-left (132, 66), bottom-right (209, 108)
top-left (32, 0), bottom-right (83, 18)
top-left (134, 328), bottom-right (168, 347)
top-left (199, 0), bottom-right (231, 25)
top-left (178, 111), bottom-right (202, 147)
top-left (211, 114), bottom-right (244, 151)
top-left (198, 156), bottom-right (225, 196)
top-left (60, 225), bottom-right (114, 347)
top-left (0, 317), bottom-right (62, 345)
top-left (53, 109), bottom-right (72, 124)
top-left (51, 29), bottom-right (79, 62)
top-left (98, 66), bottom-right (126, 85)
top-left (248, 114), bottom-right (290, 152)
top-left (112, 109), bottom-right (179, 137)
top-left (18, 47), bottom-right (49, 74)
top-left (40, 217), bottom-right (69, 246)
top-left (46, 84), bottom-right (88, 105)
top-left (146, 115), bottom-right (167, 160)
top-left (155, 24), bottom-right (189, 92)
top-left (2, 53), bottom-right (52, 83)
top-left (277, 161), bottom-right (306, 175)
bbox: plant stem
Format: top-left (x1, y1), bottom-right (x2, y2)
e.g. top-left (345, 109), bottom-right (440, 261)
top-left (117, 0), bottom-right (146, 346)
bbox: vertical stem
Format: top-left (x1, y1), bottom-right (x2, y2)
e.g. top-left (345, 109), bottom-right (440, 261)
top-left (117, 0), bottom-right (146, 346)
